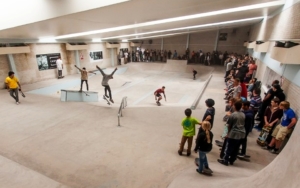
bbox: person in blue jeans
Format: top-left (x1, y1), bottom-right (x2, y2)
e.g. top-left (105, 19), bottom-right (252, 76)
top-left (194, 121), bottom-right (214, 174)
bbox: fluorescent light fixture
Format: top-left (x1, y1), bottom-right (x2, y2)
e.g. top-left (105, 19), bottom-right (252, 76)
top-left (38, 37), bottom-right (56, 43)
top-left (103, 17), bottom-right (263, 40)
top-left (129, 32), bottom-right (191, 40)
top-left (122, 39), bottom-right (128, 42)
top-left (55, 1), bottom-right (284, 39)
top-left (92, 38), bottom-right (102, 42)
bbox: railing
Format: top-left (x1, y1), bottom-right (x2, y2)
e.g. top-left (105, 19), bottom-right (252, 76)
top-left (118, 96), bottom-right (128, 126)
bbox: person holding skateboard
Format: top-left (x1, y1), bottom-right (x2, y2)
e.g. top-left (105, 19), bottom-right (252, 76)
top-left (74, 65), bottom-right (96, 92)
top-left (5, 71), bottom-right (22, 105)
top-left (96, 65), bottom-right (117, 103)
top-left (154, 86), bottom-right (166, 105)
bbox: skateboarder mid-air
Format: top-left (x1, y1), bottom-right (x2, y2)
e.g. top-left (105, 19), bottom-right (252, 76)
top-left (154, 86), bottom-right (166, 105)
top-left (96, 65), bottom-right (117, 103)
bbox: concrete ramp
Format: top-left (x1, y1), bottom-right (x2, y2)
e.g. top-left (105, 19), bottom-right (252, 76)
top-left (60, 90), bottom-right (98, 102)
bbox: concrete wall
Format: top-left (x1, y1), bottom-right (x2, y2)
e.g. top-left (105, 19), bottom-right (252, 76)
top-left (1, 43), bottom-right (113, 86)
top-left (249, 1), bottom-right (300, 116)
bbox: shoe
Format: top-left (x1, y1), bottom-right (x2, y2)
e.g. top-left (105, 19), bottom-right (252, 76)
top-left (178, 150), bottom-right (183, 156)
top-left (204, 167), bottom-right (213, 174)
top-left (269, 149), bottom-right (279, 154)
top-left (79, 90), bottom-right (82, 92)
top-left (237, 154), bottom-right (245, 158)
top-left (229, 161), bottom-right (234, 165)
top-left (109, 99), bottom-right (114, 103)
top-left (223, 97), bottom-right (227, 100)
top-left (217, 159), bottom-right (228, 166)
top-left (16, 102), bottom-right (20, 105)
top-left (187, 152), bottom-right (191, 156)
top-left (262, 146), bottom-right (272, 150)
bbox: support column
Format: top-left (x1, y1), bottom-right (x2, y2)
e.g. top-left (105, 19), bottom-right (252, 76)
top-left (7, 54), bottom-right (19, 78)
top-left (186, 33), bottom-right (190, 49)
top-left (111, 48), bottom-right (116, 66)
top-left (214, 30), bottom-right (220, 51)
top-left (161, 38), bottom-right (164, 50)
top-left (74, 50), bottom-right (81, 73)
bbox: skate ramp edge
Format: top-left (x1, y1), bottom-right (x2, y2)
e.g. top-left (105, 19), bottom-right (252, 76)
top-left (60, 90), bottom-right (98, 102)
top-left (190, 74), bottom-right (213, 110)
top-left (168, 120), bottom-right (300, 188)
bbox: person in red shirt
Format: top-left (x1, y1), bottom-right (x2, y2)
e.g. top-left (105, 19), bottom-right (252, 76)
top-left (154, 86), bottom-right (167, 105)
top-left (245, 61), bottom-right (257, 83)
top-left (240, 78), bottom-right (248, 100)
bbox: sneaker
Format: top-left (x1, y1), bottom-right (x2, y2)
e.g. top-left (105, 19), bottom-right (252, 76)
top-left (262, 146), bottom-right (272, 150)
top-left (16, 102), bottom-right (20, 105)
top-left (217, 159), bottom-right (228, 166)
top-left (269, 149), bottom-right (279, 154)
top-left (186, 152), bottom-right (191, 156)
top-left (237, 154), bottom-right (245, 158)
top-left (109, 99), bottom-right (114, 103)
top-left (79, 90), bottom-right (82, 92)
top-left (178, 150), bottom-right (183, 156)
top-left (204, 167), bottom-right (213, 174)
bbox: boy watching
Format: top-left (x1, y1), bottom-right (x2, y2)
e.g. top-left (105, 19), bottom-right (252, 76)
top-left (178, 108), bottom-right (201, 156)
top-left (202, 99), bottom-right (215, 129)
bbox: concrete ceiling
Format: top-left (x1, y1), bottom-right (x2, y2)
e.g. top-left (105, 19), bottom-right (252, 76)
top-left (0, 0), bottom-right (284, 43)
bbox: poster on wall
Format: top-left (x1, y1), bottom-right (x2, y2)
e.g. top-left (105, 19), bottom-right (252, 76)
top-left (89, 51), bottom-right (103, 62)
top-left (219, 33), bottom-right (228, 41)
top-left (36, 53), bottom-right (61, 71)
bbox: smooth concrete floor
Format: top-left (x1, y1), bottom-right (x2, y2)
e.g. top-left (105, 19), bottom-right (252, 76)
top-left (0, 63), bottom-right (280, 188)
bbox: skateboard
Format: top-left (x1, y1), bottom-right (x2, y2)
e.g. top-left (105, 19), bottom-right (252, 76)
top-left (103, 95), bottom-right (111, 105)
top-left (194, 158), bottom-right (212, 176)
top-left (19, 89), bottom-right (25, 98)
top-left (215, 140), bottom-right (223, 147)
top-left (257, 125), bottom-right (272, 146)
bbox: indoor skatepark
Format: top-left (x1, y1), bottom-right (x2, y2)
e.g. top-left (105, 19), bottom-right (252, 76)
top-left (1, 0), bottom-right (300, 187)
top-left (1, 63), bottom-right (298, 188)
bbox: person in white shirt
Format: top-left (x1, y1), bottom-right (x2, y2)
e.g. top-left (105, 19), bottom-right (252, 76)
top-left (124, 51), bottom-right (128, 64)
top-left (56, 57), bottom-right (64, 79)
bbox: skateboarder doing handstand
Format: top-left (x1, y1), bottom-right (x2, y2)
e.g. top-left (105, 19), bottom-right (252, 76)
top-left (74, 65), bottom-right (96, 92)
top-left (154, 86), bottom-right (166, 105)
top-left (96, 65), bottom-right (117, 103)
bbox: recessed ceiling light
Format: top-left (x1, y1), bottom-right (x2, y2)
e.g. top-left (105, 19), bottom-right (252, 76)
top-left (38, 37), bottom-right (57, 43)
top-left (122, 39), bottom-right (128, 42)
top-left (92, 38), bottom-right (102, 42)
top-left (54, 1), bottom-right (284, 39)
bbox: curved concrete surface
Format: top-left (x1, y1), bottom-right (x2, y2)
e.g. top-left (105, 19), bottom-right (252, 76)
top-left (0, 64), bottom-right (292, 188)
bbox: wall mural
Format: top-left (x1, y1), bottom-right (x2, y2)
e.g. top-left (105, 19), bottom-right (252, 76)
top-left (89, 51), bottom-right (103, 62)
top-left (36, 53), bottom-right (61, 71)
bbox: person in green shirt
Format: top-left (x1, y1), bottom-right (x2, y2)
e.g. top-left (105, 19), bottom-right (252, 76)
top-left (178, 108), bottom-right (201, 156)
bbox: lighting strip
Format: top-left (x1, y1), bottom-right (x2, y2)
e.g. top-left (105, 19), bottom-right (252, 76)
top-left (54, 1), bottom-right (284, 39)
top-left (102, 17), bottom-right (263, 40)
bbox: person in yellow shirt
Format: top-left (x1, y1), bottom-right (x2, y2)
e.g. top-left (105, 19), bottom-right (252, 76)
top-left (5, 71), bottom-right (22, 105)
top-left (178, 108), bottom-right (201, 156)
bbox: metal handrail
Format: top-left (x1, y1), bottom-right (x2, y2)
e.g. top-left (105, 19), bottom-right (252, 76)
top-left (118, 96), bottom-right (128, 126)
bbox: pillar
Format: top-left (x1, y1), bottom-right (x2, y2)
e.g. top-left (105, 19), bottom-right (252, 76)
top-left (186, 33), bottom-right (190, 49)
top-left (214, 30), bottom-right (220, 51)
top-left (111, 48), bottom-right (116, 66)
top-left (7, 54), bottom-right (19, 78)
top-left (74, 50), bottom-right (81, 73)
top-left (161, 38), bottom-right (164, 50)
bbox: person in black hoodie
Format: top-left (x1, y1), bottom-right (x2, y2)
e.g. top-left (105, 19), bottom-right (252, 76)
top-left (235, 61), bottom-right (249, 80)
top-left (237, 101), bottom-right (254, 158)
top-left (272, 84), bottom-right (285, 102)
top-left (202, 99), bottom-right (215, 129)
top-left (194, 121), bottom-right (214, 175)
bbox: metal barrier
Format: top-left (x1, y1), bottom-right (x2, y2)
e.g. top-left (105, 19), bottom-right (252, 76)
top-left (118, 96), bottom-right (128, 126)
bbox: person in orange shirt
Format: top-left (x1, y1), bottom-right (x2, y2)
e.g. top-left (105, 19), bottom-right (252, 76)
top-left (5, 71), bottom-right (22, 105)
top-left (245, 60), bottom-right (257, 83)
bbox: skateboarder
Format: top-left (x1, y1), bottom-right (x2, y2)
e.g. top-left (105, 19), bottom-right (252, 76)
top-left (193, 69), bottom-right (197, 80)
top-left (96, 65), bottom-right (118, 103)
top-left (5, 71), bottom-right (22, 105)
top-left (74, 65), bottom-right (96, 91)
top-left (154, 86), bottom-right (166, 105)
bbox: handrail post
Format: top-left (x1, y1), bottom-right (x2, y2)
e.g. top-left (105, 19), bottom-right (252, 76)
top-left (118, 96), bottom-right (127, 127)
